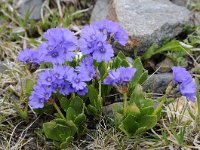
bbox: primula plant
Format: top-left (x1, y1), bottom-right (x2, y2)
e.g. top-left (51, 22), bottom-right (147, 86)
top-left (17, 19), bottom-right (197, 148)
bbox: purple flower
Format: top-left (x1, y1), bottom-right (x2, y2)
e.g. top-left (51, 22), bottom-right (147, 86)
top-left (63, 66), bottom-right (76, 82)
top-left (76, 56), bottom-right (96, 81)
top-left (117, 67), bottom-right (137, 83)
top-left (39, 28), bottom-right (77, 65)
top-left (18, 48), bottom-right (42, 64)
top-left (179, 82), bottom-right (196, 102)
top-left (39, 43), bottom-right (67, 65)
top-left (80, 25), bottom-right (99, 43)
top-left (79, 24), bottom-right (114, 62)
top-left (71, 73), bottom-right (87, 91)
top-left (60, 81), bottom-right (74, 96)
top-left (38, 69), bottom-right (55, 84)
top-left (95, 19), bottom-right (128, 46)
top-left (43, 28), bottom-right (77, 46)
top-left (103, 69), bottom-right (120, 85)
top-left (51, 79), bottom-right (63, 93)
top-left (38, 69), bottom-right (55, 86)
top-left (29, 84), bottom-right (52, 108)
top-left (103, 67), bottom-right (136, 85)
top-left (172, 66), bottom-right (192, 84)
top-left (79, 25), bottom-right (104, 55)
top-left (76, 87), bottom-right (88, 96)
top-left (172, 66), bottom-right (197, 102)
top-left (92, 43), bottom-right (114, 63)
top-left (103, 67), bottom-right (136, 93)
top-left (53, 66), bottom-right (66, 80)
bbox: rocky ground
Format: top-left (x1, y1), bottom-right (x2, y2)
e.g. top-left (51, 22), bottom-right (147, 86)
top-left (0, 0), bottom-right (200, 149)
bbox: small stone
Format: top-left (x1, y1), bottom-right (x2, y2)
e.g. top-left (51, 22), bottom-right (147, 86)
top-left (155, 58), bottom-right (174, 73)
top-left (91, 0), bottom-right (191, 56)
top-left (103, 102), bottom-right (123, 118)
top-left (16, 0), bottom-right (44, 20)
top-left (143, 73), bottom-right (173, 94)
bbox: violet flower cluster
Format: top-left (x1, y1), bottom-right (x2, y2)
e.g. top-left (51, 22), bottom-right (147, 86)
top-left (17, 20), bottom-right (129, 109)
top-left (79, 19), bottom-right (128, 63)
top-left (29, 57), bottom-right (96, 108)
top-left (18, 28), bottom-right (77, 65)
top-left (103, 67), bottom-right (137, 93)
top-left (172, 66), bottom-right (196, 102)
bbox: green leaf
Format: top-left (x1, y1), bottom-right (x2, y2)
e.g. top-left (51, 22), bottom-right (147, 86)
top-left (25, 79), bottom-right (34, 96)
top-left (114, 112), bottom-right (124, 127)
top-left (74, 113), bottom-right (86, 125)
top-left (130, 84), bottom-right (144, 105)
top-left (88, 85), bottom-right (98, 107)
top-left (140, 106), bottom-right (154, 116)
top-left (143, 43), bottom-right (159, 59)
top-left (137, 115), bottom-right (157, 130)
top-left (59, 97), bottom-right (70, 112)
top-left (138, 70), bottom-right (148, 85)
top-left (143, 40), bottom-right (187, 59)
top-left (112, 57), bottom-right (122, 69)
top-left (60, 136), bottom-right (74, 149)
top-left (69, 96), bottom-right (83, 115)
top-left (87, 105), bottom-right (98, 116)
top-left (98, 62), bottom-right (108, 80)
top-left (117, 51), bottom-right (127, 60)
top-left (126, 103), bottom-right (140, 116)
top-left (135, 127), bottom-right (147, 135)
top-left (120, 59), bottom-right (130, 67)
top-left (112, 51), bottom-right (127, 69)
top-left (112, 103), bottom-right (124, 127)
top-left (130, 58), bottom-right (145, 88)
top-left (66, 107), bottom-right (76, 121)
top-left (43, 120), bottom-right (77, 142)
top-left (118, 114), bottom-right (139, 137)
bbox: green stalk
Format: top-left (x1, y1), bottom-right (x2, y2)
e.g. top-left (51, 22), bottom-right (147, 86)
top-left (72, 93), bottom-right (75, 99)
top-left (195, 78), bottom-right (200, 116)
top-left (53, 101), bottom-right (65, 120)
top-left (153, 82), bottom-right (173, 115)
top-left (197, 92), bottom-right (200, 116)
top-left (123, 92), bottom-right (127, 115)
top-left (98, 80), bottom-right (102, 114)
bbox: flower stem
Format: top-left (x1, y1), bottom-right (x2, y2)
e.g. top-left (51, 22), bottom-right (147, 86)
top-left (197, 93), bottom-right (200, 116)
top-left (153, 82), bottom-right (173, 115)
top-left (123, 92), bottom-right (127, 115)
top-left (195, 78), bottom-right (200, 116)
top-left (98, 80), bottom-right (102, 114)
top-left (53, 100), bottom-right (65, 120)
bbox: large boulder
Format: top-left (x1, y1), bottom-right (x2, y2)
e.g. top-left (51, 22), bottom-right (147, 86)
top-left (16, 0), bottom-right (44, 20)
top-left (90, 0), bottom-right (191, 56)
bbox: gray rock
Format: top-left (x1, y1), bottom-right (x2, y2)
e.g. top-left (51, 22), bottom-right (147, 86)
top-left (17, 0), bottom-right (44, 20)
top-left (90, 0), bottom-right (191, 56)
top-left (143, 73), bottom-right (173, 94)
top-left (90, 0), bottom-right (108, 23)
